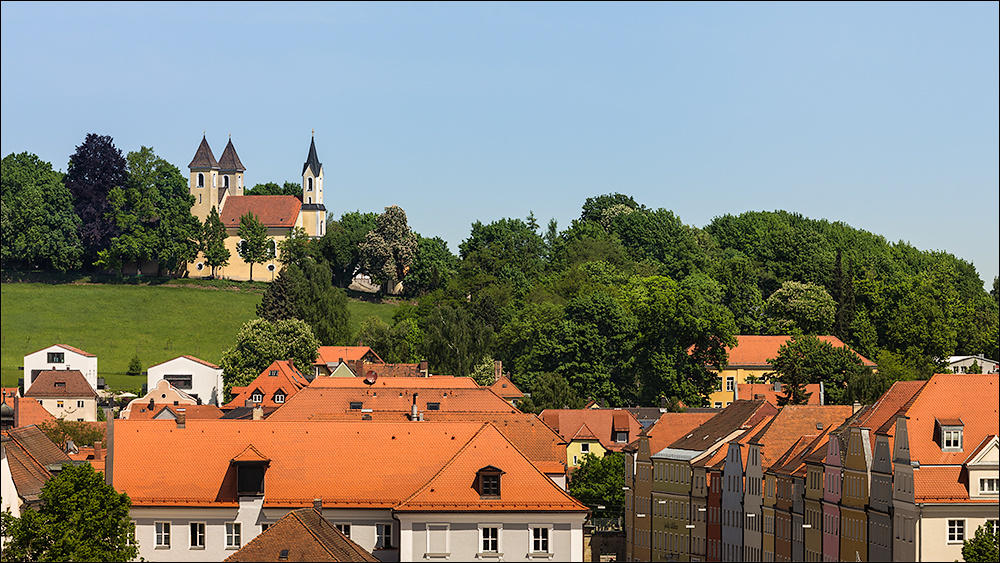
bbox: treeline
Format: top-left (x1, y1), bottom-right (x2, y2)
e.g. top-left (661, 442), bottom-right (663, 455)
top-left (4, 137), bottom-right (998, 410)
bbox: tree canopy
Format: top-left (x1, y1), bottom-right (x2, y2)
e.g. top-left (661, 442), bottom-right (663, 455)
top-left (219, 317), bottom-right (320, 400)
top-left (236, 211), bottom-right (270, 281)
top-left (65, 133), bottom-right (128, 264)
top-left (568, 452), bottom-right (625, 520)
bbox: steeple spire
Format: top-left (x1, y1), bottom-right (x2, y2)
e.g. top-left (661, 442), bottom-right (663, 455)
top-left (302, 133), bottom-right (322, 177)
top-left (189, 135), bottom-right (219, 170)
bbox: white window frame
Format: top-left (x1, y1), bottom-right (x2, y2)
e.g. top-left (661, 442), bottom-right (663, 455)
top-left (274, 393), bottom-right (285, 404)
top-left (155, 521), bottom-right (171, 548)
top-left (251, 392), bottom-right (263, 403)
top-left (980, 477), bottom-right (999, 494)
top-left (77, 400), bottom-right (85, 408)
top-left (190, 522), bottom-right (206, 549)
top-left (376, 523), bottom-right (393, 549)
top-left (226, 522), bottom-right (242, 549)
top-left (947, 519), bottom-right (965, 543)
top-left (581, 442), bottom-right (590, 453)
top-left (529, 525), bottom-right (552, 555)
top-left (426, 523), bottom-right (450, 556)
top-left (479, 523), bottom-right (501, 555)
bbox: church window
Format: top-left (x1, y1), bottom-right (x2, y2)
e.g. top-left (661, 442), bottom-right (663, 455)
top-left (197, 173), bottom-right (204, 188)
top-left (224, 176), bottom-right (230, 189)
top-left (307, 177), bottom-right (313, 191)
top-left (268, 240), bottom-right (276, 258)
top-left (198, 194), bottom-right (202, 204)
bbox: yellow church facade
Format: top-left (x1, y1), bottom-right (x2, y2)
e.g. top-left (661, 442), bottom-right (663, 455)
top-left (185, 134), bottom-right (327, 281)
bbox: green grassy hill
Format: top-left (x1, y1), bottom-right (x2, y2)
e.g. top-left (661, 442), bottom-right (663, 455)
top-left (1, 283), bottom-right (400, 391)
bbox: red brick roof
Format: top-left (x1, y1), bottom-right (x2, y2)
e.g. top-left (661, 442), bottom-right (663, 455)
top-left (737, 383), bottom-right (823, 405)
top-left (540, 409), bottom-right (643, 452)
top-left (315, 347), bottom-right (383, 366)
top-left (905, 373), bottom-right (999, 466)
top-left (23, 370), bottom-right (96, 398)
top-left (851, 380), bottom-right (927, 452)
top-left (226, 360), bottom-right (310, 409)
top-left (721, 335), bottom-right (875, 368)
top-left (220, 195), bottom-right (302, 229)
top-left (641, 412), bottom-right (718, 455)
top-left (13, 397), bottom-right (56, 427)
top-left (489, 376), bottom-right (524, 400)
top-left (111, 420), bottom-right (587, 514)
top-left (748, 405), bottom-right (855, 468)
top-left (913, 465), bottom-right (997, 504)
top-left (224, 508), bottom-right (378, 562)
top-left (2, 425), bottom-right (71, 503)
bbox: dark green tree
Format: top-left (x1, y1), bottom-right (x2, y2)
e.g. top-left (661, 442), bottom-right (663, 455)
top-left (36, 418), bottom-right (106, 449)
top-left (524, 371), bottom-right (585, 412)
top-left (257, 260), bottom-right (350, 346)
top-left (315, 211), bottom-right (378, 288)
top-left (962, 522), bottom-right (1000, 563)
top-left (236, 211), bottom-right (269, 281)
top-left (580, 193), bottom-right (642, 224)
top-left (65, 133), bottom-right (128, 264)
top-left (126, 354), bottom-right (142, 377)
top-left (354, 316), bottom-right (424, 364)
top-left (1, 152), bottom-right (83, 272)
top-left (423, 304), bottom-right (494, 377)
top-left (199, 205), bottom-right (229, 277)
top-left (568, 452), bottom-right (625, 520)
top-left (0, 463), bottom-right (138, 562)
top-left (832, 250), bottom-right (856, 343)
top-left (246, 181), bottom-right (302, 196)
top-left (277, 226), bottom-right (313, 266)
top-left (768, 335), bottom-right (873, 405)
top-left (403, 235), bottom-right (460, 297)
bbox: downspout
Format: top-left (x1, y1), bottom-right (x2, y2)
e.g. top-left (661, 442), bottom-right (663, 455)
top-left (917, 503), bottom-right (922, 563)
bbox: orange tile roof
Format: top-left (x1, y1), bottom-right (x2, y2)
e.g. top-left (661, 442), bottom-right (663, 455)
top-left (220, 195), bottom-right (302, 229)
top-left (224, 508), bottom-right (378, 562)
top-left (226, 360), bottom-right (310, 409)
top-left (14, 397), bottom-right (56, 427)
top-left (748, 405), bottom-right (854, 468)
top-left (642, 411), bottom-right (718, 455)
top-left (913, 465), bottom-right (997, 504)
top-left (314, 347), bottom-right (383, 366)
top-left (572, 423), bottom-right (599, 441)
top-left (394, 423), bottom-right (586, 513)
top-left (308, 376), bottom-right (479, 390)
top-left (2, 425), bottom-right (72, 503)
top-left (23, 370), bottom-right (96, 398)
top-left (540, 409), bottom-right (643, 452)
top-left (489, 376), bottom-right (524, 399)
top-left (669, 400), bottom-right (778, 452)
top-left (719, 335), bottom-right (875, 368)
top-left (905, 374), bottom-right (999, 466)
top-left (111, 420), bottom-right (586, 513)
top-left (851, 380), bottom-right (927, 453)
top-left (737, 383), bottom-right (823, 405)
top-left (149, 355), bottom-right (221, 369)
top-left (27, 344), bottom-right (96, 358)
top-left (126, 404), bottom-right (224, 420)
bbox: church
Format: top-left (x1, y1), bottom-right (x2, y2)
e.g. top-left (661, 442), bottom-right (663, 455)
top-left (185, 134), bottom-right (327, 280)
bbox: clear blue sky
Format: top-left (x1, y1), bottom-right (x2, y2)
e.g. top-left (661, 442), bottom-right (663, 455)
top-left (3, 2), bottom-right (997, 286)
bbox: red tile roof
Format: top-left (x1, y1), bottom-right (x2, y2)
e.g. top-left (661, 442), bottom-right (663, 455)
top-left (315, 347), bottom-right (383, 366)
top-left (346, 360), bottom-right (423, 378)
top-left (851, 380), bottom-right (927, 452)
top-left (913, 465), bottom-right (997, 504)
top-left (720, 335), bottom-right (875, 368)
top-left (14, 397), bottom-right (56, 427)
top-left (669, 400), bottom-right (778, 452)
top-left (23, 370), bottom-right (96, 398)
top-left (111, 420), bottom-right (586, 514)
top-left (489, 376), bottom-right (524, 400)
top-left (220, 195), bottom-right (302, 229)
top-left (540, 409), bottom-right (643, 452)
top-left (2, 425), bottom-right (72, 503)
top-left (905, 373), bottom-right (999, 466)
top-left (748, 405), bottom-right (854, 468)
top-left (126, 404), bottom-right (224, 421)
top-left (27, 343), bottom-right (96, 357)
top-left (737, 383), bottom-right (823, 405)
top-left (224, 508), bottom-right (378, 562)
top-left (226, 360), bottom-right (310, 409)
top-left (641, 412), bottom-right (719, 455)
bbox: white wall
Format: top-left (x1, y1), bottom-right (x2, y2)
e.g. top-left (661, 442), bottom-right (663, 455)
top-left (23, 346), bottom-right (98, 394)
top-left (36, 396), bottom-right (99, 422)
top-left (1, 442), bottom-right (20, 518)
top-left (147, 357), bottom-right (223, 406)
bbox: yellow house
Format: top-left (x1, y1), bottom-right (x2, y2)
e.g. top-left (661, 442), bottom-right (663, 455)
top-left (186, 134), bottom-right (327, 281)
top-left (706, 335), bottom-right (876, 408)
top-left (566, 423), bottom-right (607, 468)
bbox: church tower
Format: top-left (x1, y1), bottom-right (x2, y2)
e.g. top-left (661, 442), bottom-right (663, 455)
top-left (300, 132), bottom-right (327, 237)
top-left (188, 134), bottom-right (220, 223)
top-left (217, 136), bottom-right (246, 200)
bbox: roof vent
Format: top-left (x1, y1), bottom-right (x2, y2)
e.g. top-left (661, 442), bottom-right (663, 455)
top-left (278, 549), bottom-right (289, 560)
top-left (816, 423), bottom-right (823, 430)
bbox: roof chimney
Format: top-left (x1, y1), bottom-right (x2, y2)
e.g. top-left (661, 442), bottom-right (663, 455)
top-left (494, 360), bottom-right (503, 384)
top-left (419, 360), bottom-right (429, 377)
top-left (313, 498), bottom-right (322, 510)
top-left (176, 408), bottom-right (186, 429)
top-left (94, 440), bottom-right (103, 462)
top-left (852, 401), bottom-right (862, 415)
top-left (411, 392), bottom-right (419, 421)
top-left (252, 404), bottom-right (263, 421)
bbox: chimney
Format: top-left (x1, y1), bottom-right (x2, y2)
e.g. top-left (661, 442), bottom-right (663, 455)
top-left (852, 401), bottom-right (862, 415)
top-left (252, 404), bottom-right (263, 421)
top-left (94, 440), bottom-right (103, 462)
top-left (176, 408), bottom-right (186, 429)
top-left (773, 380), bottom-right (782, 392)
top-left (411, 393), bottom-right (419, 421)
top-left (494, 360), bottom-right (503, 384)
top-left (105, 406), bottom-right (114, 487)
top-left (245, 399), bottom-right (254, 408)
top-left (419, 360), bottom-right (429, 377)
top-left (313, 498), bottom-right (322, 510)
top-left (148, 397), bottom-right (155, 411)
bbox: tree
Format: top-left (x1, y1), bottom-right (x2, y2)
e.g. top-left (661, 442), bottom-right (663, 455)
top-left (403, 235), bottom-right (460, 297)
top-left (580, 193), bottom-right (642, 224)
top-left (277, 226), bottom-right (313, 266)
top-left (126, 354), bottom-right (142, 377)
top-left (256, 260), bottom-right (351, 346)
top-left (200, 205), bottom-right (229, 277)
top-left (236, 211), bottom-right (269, 281)
top-left (359, 205), bottom-right (418, 292)
top-left (219, 318), bottom-right (320, 400)
top-left (315, 211), bottom-right (378, 288)
top-left (246, 181), bottom-right (302, 197)
top-left (0, 463), bottom-right (138, 562)
top-left (423, 304), bottom-right (494, 377)
top-left (354, 316), bottom-right (425, 364)
top-left (765, 280), bottom-right (837, 335)
top-left (524, 371), bottom-right (585, 412)
top-left (767, 335), bottom-right (873, 405)
top-left (832, 249), bottom-right (856, 343)
top-left (1, 152), bottom-right (84, 272)
top-left (65, 133), bottom-right (129, 264)
top-left (36, 418), bottom-right (106, 449)
top-left (962, 522), bottom-right (1000, 563)
top-left (568, 452), bottom-right (625, 520)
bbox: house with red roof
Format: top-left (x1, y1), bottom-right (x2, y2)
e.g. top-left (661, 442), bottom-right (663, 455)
top-left (111, 419), bottom-right (588, 562)
top-left (186, 134), bottom-right (327, 281)
top-left (120, 378), bottom-right (200, 420)
top-left (23, 344), bottom-right (99, 395)
top-left (541, 408), bottom-right (643, 470)
top-left (224, 507), bottom-right (378, 562)
top-left (2, 425), bottom-right (72, 517)
top-left (313, 346), bottom-right (384, 378)
top-left (147, 355), bottom-right (224, 406)
top-left (706, 335), bottom-right (875, 408)
top-left (225, 360), bottom-right (311, 411)
top-left (23, 370), bottom-right (99, 422)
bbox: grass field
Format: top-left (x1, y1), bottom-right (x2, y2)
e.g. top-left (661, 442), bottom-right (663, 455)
top-left (1, 282), bottom-right (401, 391)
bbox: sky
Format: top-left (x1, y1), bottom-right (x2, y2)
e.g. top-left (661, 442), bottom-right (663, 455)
top-left (2, 2), bottom-right (998, 286)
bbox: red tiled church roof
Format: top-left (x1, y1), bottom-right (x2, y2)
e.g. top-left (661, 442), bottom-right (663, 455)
top-left (220, 196), bottom-right (301, 229)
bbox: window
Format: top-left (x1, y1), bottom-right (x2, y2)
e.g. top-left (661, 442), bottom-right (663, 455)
top-left (77, 400), bottom-right (85, 408)
top-left (155, 522), bottom-right (171, 548)
top-left (261, 523), bottom-right (271, 532)
top-left (224, 175), bottom-right (230, 189)
top-left (947, 519), bottom-right (964, 543)
top-left (251, 392), bottom-right (263, 403)
top-left (988, 520), bottom-right (1000, 536)
top-left (190, 522), bottom-right (205, 548)
top-left (376, 523), bottom-right (392, 549)
top-left (481, 526), bottom-right (499, 553)
top-left (165, 374), bottom-right (193, 389)
top-left (268, 240), bottom-right (277, 258)
top-left (47, 352), bottom-right (65, 363)
top-left (350, 401), bottom-right (363, 410)
top-left (307, 177), bottom-right (313, 191)
top-left (615, 431), bottom-right (629, 443)
top-left (531, 526), bottom-right (550, 554)
top-left (57, 400), bottom-right (64, 408)
top-left (427, 523), bottom-right (449, 555)
top-left (226, 522), bottom-right (241, 548)
top-left (980, 478), bottom-right (999, 494)
top-left (482, 473), bottom-right (500, 497)
top-left (726, 376), bottom-right (735, 392)
top-left (581, 443), bottom-right (590, 453)
top-left (197, 173), bottom-right (205, 188)
top-left (269, 370), bottom-right (279, 377)
top-left (714, 401), bottom-right (723, 408)
top-left (427, 402), bottom-right (440, 410)
top-left (336, 523), bottom-right (351, 538)
top-left (944, 430), bottom-right (962, 449)
top-left (273, 393), bottom-right (285, 404)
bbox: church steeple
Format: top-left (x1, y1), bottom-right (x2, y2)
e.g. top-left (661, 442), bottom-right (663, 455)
top-left (300, 131), bottom-right (326, 237)
top-left (302, 131), bottom-right (323, 178)
top-left (189, 134), bottom-right (221, 223)
top-left (218, 136), bottom-right (246, 197)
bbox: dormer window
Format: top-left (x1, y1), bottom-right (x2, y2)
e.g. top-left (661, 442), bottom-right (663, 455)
top-left (251, 390), bottom-right (263, 404)
top-left (273, 391), bottom-right (285, 404)
top-left (936, 418), bottom-right (964, 452)
top-left (427, 402), bottom-right (440, 410)
top-left (350, 401), bottom-right (363, 410)
top-left (54, 381), bottom-right (66, 388)
top-left (269, 370), bottom-right (278, 377)
top-left (232, 445), bottom-right (269, 497)
top-left (615, 431), bottom-right (629, 443)
top-left (477, 466), bottom-right (504, 499)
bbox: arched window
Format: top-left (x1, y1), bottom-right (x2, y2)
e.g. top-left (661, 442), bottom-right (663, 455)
top-left (197, 173), bottom-right (204, 188)
top-left (268, 240), bottom-right (276, 258)
top-left (308, 197), bottom-right (312, 204)
top-left (224, 176), bottom-right (230, 189)
top-left (307, 177), bottom-right (313, 191)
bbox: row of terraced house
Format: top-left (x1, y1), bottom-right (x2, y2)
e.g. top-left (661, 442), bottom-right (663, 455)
top-left (623, 373), bottom-right (1000, 562)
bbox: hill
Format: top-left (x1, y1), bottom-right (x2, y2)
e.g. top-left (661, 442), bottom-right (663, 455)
top-left (0, 282), bottom-right (399, 391)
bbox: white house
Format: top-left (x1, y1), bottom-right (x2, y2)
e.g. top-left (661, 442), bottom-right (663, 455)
top-left (147, 355), bottom-right (224, 406)
top-left (23, 344), bottom-right (98, 394)
top-left (22, 370), bottom-right (99, 422)
top-left (112, 419), bottom-right (588, 562)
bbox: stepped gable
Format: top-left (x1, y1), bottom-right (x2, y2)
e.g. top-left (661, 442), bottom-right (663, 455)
top-left (189, 135), bottom-right (220, 169)
top-left (219, 195), bottom-right (302, 228)
top-left (218, 137), bottom-right (245, 172)
top-left (224, 507), bottom-right (378, 562)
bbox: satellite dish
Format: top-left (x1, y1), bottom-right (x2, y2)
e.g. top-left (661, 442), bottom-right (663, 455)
top-left (364, 371), bottom-right (378, 385)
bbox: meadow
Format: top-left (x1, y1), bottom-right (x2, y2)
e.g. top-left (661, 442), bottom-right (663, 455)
top-left (1, 282), bottom-right (400, 391)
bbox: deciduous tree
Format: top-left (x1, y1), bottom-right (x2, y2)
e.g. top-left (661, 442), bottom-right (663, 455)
top-left (65, 133), bottom-right (128, 264)
top-left (219, 318), bottom-right (320, 400)
top-left (765, 280), bottom-right (836, 335)
top-left (568, 452), bottom-right (625, 520)
top-left (423, 304), bottom-right (493, 377)
top-left (315, 211), bottom-right (378, 288)
top-left (359, 205), bottom-right (418, 292)
top-left (768, 335), bottom-right (873, 405)
top-left (962, 522), bottom-right (1000, 563)
top-left (200, 205), bottom-right (229, 277)
top-left (236, 211), bottom-right (269, 281)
